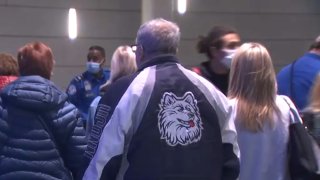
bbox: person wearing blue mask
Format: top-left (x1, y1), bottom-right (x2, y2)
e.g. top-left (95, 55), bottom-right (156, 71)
top-left (66, 45), bottom-right (110, 124)
top-left (192, 26), bottom-right (241, 95)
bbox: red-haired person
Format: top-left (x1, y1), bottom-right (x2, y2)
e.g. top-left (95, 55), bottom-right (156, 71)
top-left (0, 42), bottom-right (86, 180)
top-left (0, 53), bottom-right (19, 90)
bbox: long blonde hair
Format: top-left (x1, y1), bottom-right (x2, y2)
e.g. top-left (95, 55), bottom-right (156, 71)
top-left (228, 42), bottom-right (280, 132)
top-left (101, 46), bottom-right (137, 90)
top-left (307, 73), bottom-right (320, 112)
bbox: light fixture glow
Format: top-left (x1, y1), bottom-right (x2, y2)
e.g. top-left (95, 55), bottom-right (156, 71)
top-left (68, 8), bottom-right (77, 40)
top-left (177, 0), bottom-right (187, 15)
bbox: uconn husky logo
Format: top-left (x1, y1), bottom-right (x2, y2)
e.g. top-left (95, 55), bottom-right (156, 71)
top-left (158, 92), bottom-right (203, 146)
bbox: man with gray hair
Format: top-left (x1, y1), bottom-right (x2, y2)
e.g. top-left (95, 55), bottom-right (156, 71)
top-left (277, 35), bottom-right (320, 110)
top-left (82, 18), bottom-right (239, 180)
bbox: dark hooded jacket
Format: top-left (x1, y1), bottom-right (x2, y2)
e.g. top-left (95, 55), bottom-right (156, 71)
top-left (0, 75), bottom-right (87, 180)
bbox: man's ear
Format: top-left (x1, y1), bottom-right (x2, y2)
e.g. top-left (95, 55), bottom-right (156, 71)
top-left (136, 45), bottom-right (144, 64)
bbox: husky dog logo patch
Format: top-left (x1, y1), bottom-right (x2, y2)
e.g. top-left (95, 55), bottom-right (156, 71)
top-left (158, 92), bottom-right (203, 146)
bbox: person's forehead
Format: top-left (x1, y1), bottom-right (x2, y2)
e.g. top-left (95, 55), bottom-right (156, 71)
top-left (222, 33), bottom-right (240, 43)
top-left (88, 49), bottom-right (104, 58)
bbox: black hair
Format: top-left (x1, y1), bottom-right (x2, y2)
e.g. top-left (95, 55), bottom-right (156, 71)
top-left (88, 45), bottom-right (106, 58)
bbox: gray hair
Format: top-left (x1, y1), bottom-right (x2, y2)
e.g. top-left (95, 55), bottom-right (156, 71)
top-left (136, 18), bottom-right (180, 55)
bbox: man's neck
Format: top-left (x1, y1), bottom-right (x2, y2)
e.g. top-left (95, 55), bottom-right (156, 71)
top-left (310, 49), bottom-right (320, 56)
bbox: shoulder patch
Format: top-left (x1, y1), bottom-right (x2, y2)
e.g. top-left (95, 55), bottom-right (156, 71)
top-left (67, 84), bottom-right (77, 95)
top-left (158, 91), bottom-right (203, 146)
top-left (75, 75), bottom-right (83, 82)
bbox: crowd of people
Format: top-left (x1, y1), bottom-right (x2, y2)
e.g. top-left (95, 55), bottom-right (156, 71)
top-left (0, 18), bottom-right (320, 180)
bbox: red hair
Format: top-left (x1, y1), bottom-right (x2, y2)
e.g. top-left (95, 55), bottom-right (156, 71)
top-left (17, 41), bottom-right (54, 80)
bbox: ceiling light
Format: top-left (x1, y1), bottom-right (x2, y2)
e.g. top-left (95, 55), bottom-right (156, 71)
top-left (177, 0), bottom-right (187, 15)
top-left (68, 8), bottom-right (77, 40)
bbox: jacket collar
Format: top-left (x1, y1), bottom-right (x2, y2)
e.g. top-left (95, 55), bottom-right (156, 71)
top-left (138, 54), bottom-right (180, 71)
top-left (305, 52), bottom-right (320, 60)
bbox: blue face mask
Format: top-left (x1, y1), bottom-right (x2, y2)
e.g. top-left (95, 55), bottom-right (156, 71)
top-left (221, 49), bottom-right (237, 69)
top-left (86, 62), bottom-right (101, 74)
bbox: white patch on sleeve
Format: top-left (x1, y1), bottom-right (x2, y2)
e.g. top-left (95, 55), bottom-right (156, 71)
top-left (84, 80), bottom-right (92, 91)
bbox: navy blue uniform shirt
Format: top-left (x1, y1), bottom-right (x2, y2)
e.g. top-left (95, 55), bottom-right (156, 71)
top-left (67, 69), bottom-right (110, 121)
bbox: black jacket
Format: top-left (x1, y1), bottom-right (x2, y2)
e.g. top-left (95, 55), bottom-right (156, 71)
top-left (83, 55), bottom-right (239, 180)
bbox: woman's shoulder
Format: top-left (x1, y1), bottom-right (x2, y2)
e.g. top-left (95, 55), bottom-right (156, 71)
top-left (275, 95), bottom-right (295, 111)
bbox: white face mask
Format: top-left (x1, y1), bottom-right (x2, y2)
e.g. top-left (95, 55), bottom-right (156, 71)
top-left (86, 62), bottom-right (101, 74)
top-left (221, 49), bottom-right (237, 69)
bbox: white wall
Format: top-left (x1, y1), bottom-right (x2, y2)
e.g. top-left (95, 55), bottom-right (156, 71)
top-left (0, 0), bottom-right (140, 89)
top-left (0, 0), bottom-right (319, 89)
top-left (172, 0), bottom-right (320, 71)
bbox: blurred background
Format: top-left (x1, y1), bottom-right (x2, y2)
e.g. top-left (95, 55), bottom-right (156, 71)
top-left (0, 0), bottom-right (319, 89)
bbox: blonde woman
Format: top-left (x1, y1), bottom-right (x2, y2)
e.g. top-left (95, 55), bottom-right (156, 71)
top-left (86, 45), bottom-right (137, 136)
top-left (228, 42), bottom-right (299, 180)
top-left (301, 73), bottom-right (320, 145)
top-left (99, 45), bottom-right (137, 92)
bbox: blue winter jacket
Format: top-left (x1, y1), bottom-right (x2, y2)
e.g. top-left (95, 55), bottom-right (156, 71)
top-left (0, 76), bottom-right (87, 180)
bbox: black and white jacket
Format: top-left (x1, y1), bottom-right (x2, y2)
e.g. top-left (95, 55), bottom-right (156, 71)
top-left (83, 54), bottom-right (240, 180)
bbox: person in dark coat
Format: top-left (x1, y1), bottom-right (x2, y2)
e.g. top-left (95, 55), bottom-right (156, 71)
top-left (83, 18), bottom-right (239, 180)
top-left (192, 26), bottom-right (241, 95)
top-left (0, 41), bottom-right (87, 180)
top-left (66, 45), bottom-right (110, 122)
